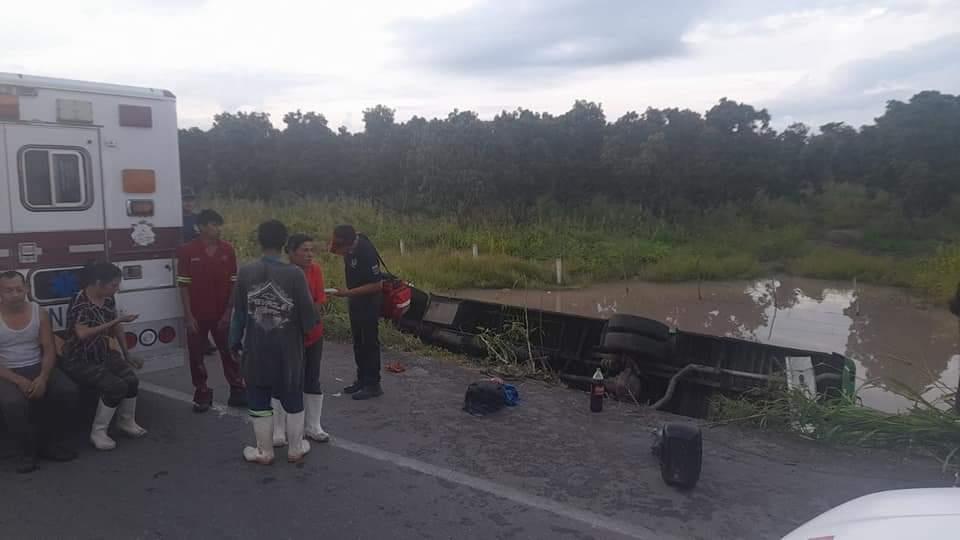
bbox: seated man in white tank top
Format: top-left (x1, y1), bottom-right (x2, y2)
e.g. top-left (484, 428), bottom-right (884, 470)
top-left (0, 270), bottom-right (79, 473)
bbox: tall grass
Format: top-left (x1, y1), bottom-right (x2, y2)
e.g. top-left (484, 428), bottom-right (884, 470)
top-left (642, 247), bottom-right (762, 282)
top-left (914, 244), bottom-right (960, 303)
top-left (787, 245), bottom-right (915, 286)
top-left (208, 196), bottom-right (960, 308)
top-left (712, 382), bottom-right (960, 470)
top-left (212, 196), bottom-right (674, 289)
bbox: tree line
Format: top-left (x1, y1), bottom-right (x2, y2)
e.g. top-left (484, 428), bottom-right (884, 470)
top-left (179, 91), bottom-right (960, 222)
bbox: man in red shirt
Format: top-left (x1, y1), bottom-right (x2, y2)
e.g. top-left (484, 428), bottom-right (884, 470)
top-left (176, 209), bottom-right (246, 412)
top-left (272, 233), bottom-right (330, 446)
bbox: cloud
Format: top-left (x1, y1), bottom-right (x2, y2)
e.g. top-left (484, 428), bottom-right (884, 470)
top-left (169, 71), bottom-right (332, 110)
top-left (394, 0), bottom-right (706, 74)
top-left (770, 32), bottom-right (960, 128)
top-left (2, 0), bottom-right (957, 131)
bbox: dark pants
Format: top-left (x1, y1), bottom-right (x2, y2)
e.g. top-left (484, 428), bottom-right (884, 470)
top-left (351, 317), bottom-right (381, 386)
top-left (268, 338), bottom-right (322, 404)
top-left (0, 364), bottom-right (78, 454)
top-left (188, 320), bottom-right (245, 404)
top-left (304, 339), bottom-right (323, 395)
top-left (63, 351), bottom-right (138, 407)
top-left (249, 385), bottom-right (303, 415)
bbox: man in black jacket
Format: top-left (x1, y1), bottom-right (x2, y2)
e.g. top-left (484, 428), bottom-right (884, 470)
top-left (330, 225), bottom-right (384, 400)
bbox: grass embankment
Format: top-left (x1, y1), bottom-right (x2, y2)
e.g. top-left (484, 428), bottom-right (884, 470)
top-left (212, 193), bottom-right (960, 304)
top-left (712, 384), bottom-right (960, 471)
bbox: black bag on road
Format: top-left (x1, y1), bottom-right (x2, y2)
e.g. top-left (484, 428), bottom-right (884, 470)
top-left (463, 380), bottom-right (507, 416)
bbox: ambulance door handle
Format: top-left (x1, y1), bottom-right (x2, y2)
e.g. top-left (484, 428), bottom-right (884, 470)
top-left (18, 242), bottom-right (43, 264)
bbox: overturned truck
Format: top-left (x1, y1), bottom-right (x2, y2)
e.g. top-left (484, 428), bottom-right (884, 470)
top-left (397, 287), bottom-right (856, 417)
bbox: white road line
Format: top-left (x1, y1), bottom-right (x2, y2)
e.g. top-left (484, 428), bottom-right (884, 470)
top-left (140, 381), bottom-right (669, 540)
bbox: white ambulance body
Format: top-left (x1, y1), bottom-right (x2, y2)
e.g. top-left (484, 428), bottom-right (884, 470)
top-left (0, 73), bottom-right (184, 370)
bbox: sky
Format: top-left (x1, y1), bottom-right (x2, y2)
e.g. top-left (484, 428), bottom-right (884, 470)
top-left (2, 0), bottom-right (958, 132)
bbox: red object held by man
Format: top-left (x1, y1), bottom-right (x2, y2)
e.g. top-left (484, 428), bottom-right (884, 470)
top-left (381, 278), bottom-right (412, 321)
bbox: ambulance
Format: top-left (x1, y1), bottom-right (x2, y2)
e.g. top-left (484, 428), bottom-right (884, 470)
top-left (0, 73), bottom-right (184, 371)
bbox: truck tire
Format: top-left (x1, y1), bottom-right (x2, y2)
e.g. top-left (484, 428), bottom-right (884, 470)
top-left (605, 315), bottom-right (670, 342)
top-left (601, 332), bottom-right (667, 359)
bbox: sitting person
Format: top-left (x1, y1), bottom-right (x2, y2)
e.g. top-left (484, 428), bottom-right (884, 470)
top-left (61, 262), bottom-right (146, 451)
top-left (0, 271), bottom-right (78, 473)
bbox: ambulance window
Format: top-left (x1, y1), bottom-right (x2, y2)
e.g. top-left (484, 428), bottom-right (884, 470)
top-left (31, 267), bottom-right (84, 304)
top-left (23, 150), bottom-right (52, 205)
top-left (53, 154), bottom-right (83, 203)
top-left (19, 147), bottom-right (91, 210)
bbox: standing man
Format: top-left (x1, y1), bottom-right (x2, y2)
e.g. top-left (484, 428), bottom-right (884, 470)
top-left (182, 188), bottom-right (215, 355)
top-left (181, 188), bottom-right (199, 243)
top-left (271, 234), bottom-right (330, 446)
top-left (230, 220), bottom-right (318, 465)
top-left (0, 271), bottom-right (78, 472)
top-left (330, 225), bottom-right (384, 400)
top-left (176, 209), bottom-right (246, 412)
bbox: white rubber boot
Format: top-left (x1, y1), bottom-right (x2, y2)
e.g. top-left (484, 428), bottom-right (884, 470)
top-left (286, 411), bottom-right (311, 463)
top-left (243, 415), bottom-right (275, 465)
top-left (90, 400), bottom-right (118, 451)
top-left (304, 393), bottom-right (330, 443)
top-left (115, 397), bottom-right (148, 438)
top-left (271, 398), bottom-right (287, 447)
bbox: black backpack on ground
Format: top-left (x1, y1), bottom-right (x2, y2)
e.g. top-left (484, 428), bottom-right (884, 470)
top-left (463, 381), bottom-right (507, 416)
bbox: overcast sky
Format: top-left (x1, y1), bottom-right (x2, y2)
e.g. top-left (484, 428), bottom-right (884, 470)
top-left (2, 0), bottom-right (958, 132)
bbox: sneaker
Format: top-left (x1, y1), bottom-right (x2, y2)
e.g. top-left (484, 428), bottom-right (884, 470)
top-left (228, 388), bottom-right (248, 408)
top-left (343, 381), bottom-right (363, 394)
top-left (37, 442), bottom-right (77, 462)
top-left (352, 384), bottom-right (384, 401)
top-left (193, 401), bottom-right (211, 413)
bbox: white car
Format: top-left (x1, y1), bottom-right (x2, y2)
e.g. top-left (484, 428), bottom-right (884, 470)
top-left (782, 488), bottom-right (960, 539)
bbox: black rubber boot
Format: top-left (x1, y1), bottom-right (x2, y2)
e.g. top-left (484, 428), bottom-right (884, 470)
top-left (37, 442), bottom-right (78, 463)
top-left (227, 387), bottom-right (248, 408)
top-left (193, 401), bottom-right (211, 413)
top-left (351, 384), bottom-right (383, 401)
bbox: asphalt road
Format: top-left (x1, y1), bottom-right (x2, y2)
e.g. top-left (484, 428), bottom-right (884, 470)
top-left (1, 343), bottom-right (952, 539)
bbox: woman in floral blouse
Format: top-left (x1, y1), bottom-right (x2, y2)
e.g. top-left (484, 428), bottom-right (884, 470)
top-left (62, 262), bottom-right (146, 451)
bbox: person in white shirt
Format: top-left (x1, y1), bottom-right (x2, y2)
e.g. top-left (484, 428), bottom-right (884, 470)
top-left (0, 270), bottom-right (78, 473)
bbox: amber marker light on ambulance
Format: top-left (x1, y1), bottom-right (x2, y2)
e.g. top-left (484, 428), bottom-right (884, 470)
top-left (122, 169), bottom-right (157, 193)
top-left (0, 94), bottom-right (18, 120)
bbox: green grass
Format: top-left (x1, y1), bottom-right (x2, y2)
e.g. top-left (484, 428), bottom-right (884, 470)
top-left (386, 251), bottom-right (554, 290)
top-left (641, 247), bottom-right (763, 282)
top-left (786, 245), bottom-right (916, 287)
top-left (711, 383), bottom-right (960, 470)
top-left (209, 196), bottom-right (960, 307)
top-left (212, 196), bottom-right (674, 289)
top-left (913, 244), bottom-right (960, 303)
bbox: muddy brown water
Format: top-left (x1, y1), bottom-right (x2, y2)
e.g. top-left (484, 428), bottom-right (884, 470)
top-left (449, 277), bottom-right (960, 413)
